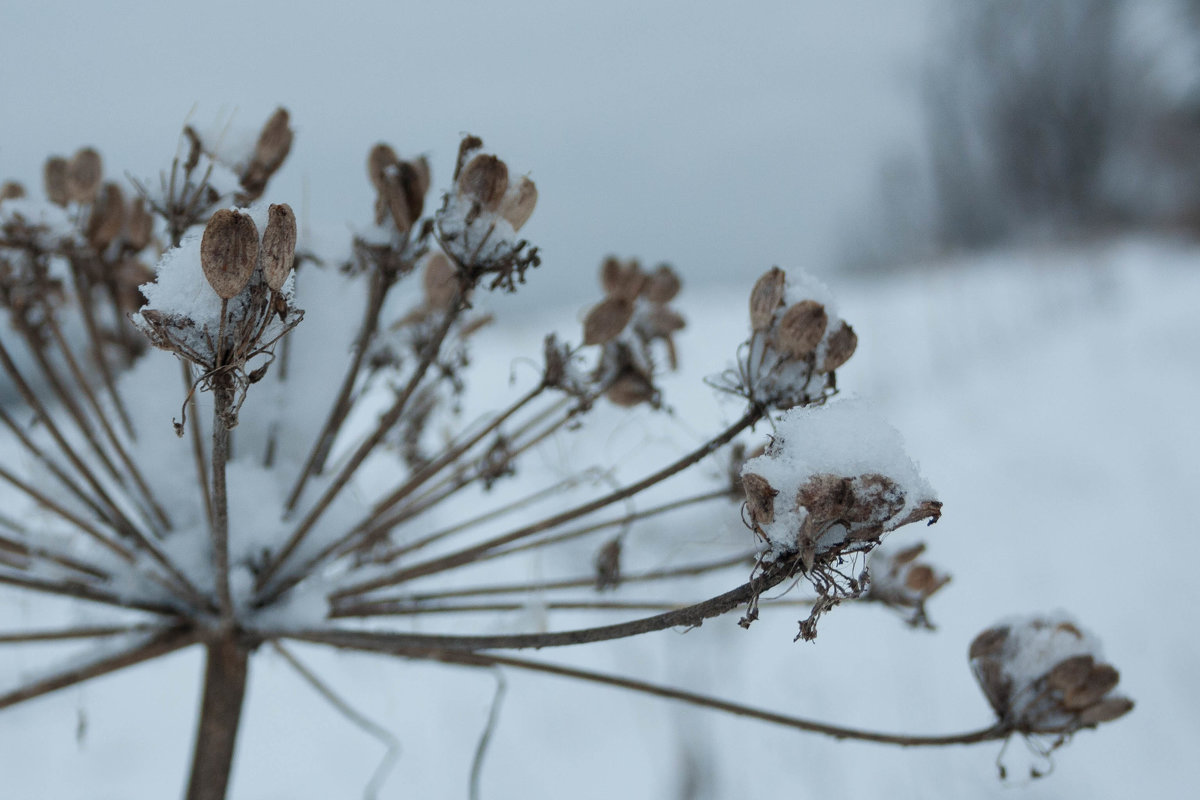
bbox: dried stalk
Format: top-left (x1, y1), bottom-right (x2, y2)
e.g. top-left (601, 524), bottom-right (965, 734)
top-left (336, 407), bottom-right (763, 591)
top-left (185, 636), bottom-right (250, 800)
top-left (0, 627), bottom-right (195, 711)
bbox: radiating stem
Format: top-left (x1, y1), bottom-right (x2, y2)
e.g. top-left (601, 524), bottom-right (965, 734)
top-left (285, 266), bottom-right (393, 511)
top-left (331, 489), bottom-right (730, 601)
top-left (336, 407), bottom-right (763, 592)
top-left (0, 627), bottom-right (195, 711)
top-left (259, 298), bottom-right (465, 592)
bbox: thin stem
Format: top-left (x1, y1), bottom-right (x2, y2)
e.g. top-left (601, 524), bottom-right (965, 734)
top-left (0, 336), bottom-right (142, 538)
top-left (365, 471), bottom-right (607, 567)
top-left (259, 298), bottom-right (465, 592)
top-left (0, 627), bottom-right (195, 711)
top-left (16, 324), bottom-right (131, 496)
top-left (334, 401), bottom-right (602, 577)
top-left (331, 488), bottom-right (730, 601)
top-left (355, 550), bottom-right (754, 604)
top-left (185, 635), bottom-right (250, 800)
top-left (470, 669), bottom-right (506, 800)
top-left (335, 407), bottom-right (763, 593)
top-left (43, 311), bottom-right (171, 531)
top-left (273, 558), bottom-right (794, 654)
top-left (183, 361), bottom-right (215, 532)
top-left (0, 530), bottom-right (111, 581)
top-left (67, 256), bottom-right (135, 437)
top-left (285, 267), bottom-right (393, 511)
top-left (0, 623), bottom-right (160, 645)
top-left (0, 403), bottom-right (117, 527)
top-left (440, 651), bottom-right (1011, 748)
top-left (352, 383), bottom-right (548, 545)
top-left (0, 569), bottom-right (183, 616)
top-left (271, 642), bottom-right (400, 800)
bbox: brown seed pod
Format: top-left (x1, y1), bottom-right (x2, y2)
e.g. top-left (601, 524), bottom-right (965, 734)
top-left (422, 251), bottom-right (459, 310)
top-left (200, 209), bottom-right (260, 299)
top-left (969, 625), bottom-right (1010, 660)
top-left (43, 157), bottom-right (70, 207)
top-left (396, 159), bottom-right (429, 225)
top-left (600, 257), bottom-right (645, 301)
top-left (822, 320), bottom-right (858, 372)
top-left (845, 473), bottom-right (904, 524)
top-left (1077, 696), bottom-right (1134, 726)
top-left (605, 370), bottom-right (656, 407)
top-left (0, 181), bottom-right (25, 202)
top-left (85, 182), bottom-right (126, 250)
top-left (741, 473), bottom-right (777, 528)
top-left (367, 143), bottom-right (401, 194)
top-left (583, 296), bottom-right (634, 345)
top-left (749, 267), bottom-right (786, 332)
top-left (774, 300), bottom-right (828, 360)
top-left (457, 154), bottom-right (509, 211)
top-left (261, 203), bottom-right (298, 291)
top-left (499, 176), bottom-right (537, 231)
top-left (67, 148), bottom-right (103, 204)
top-left (642, 264), bottom-right (681, 304)
top-left (1062, 664), bottom-right (1120, 710)
top-left (252, 108), bottom-right (293, 175)
top-left (796, 473), bottom-right (854, 523)
top-left (1046, 655), bottom-right (1094, 692)
top-left (125, 196), bottom-right (153, 251)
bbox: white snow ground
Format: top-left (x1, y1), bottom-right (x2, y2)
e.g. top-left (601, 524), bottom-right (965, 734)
top-left (1, 235), bottom-right (1196, 798)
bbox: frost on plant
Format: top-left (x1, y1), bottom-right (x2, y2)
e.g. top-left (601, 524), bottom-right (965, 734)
top-left (0, 108), bottom-right (1132, 799)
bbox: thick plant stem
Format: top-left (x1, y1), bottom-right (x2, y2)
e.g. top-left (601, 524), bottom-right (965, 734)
top-left (185, 637), bottom-right (250, 800)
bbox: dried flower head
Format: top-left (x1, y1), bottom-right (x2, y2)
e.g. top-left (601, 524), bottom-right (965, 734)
top-left (969, 615), bottom-right (1132, 739)
top-left (865, 541), bottom-right (950, 627)
top-left (435, 135), bottom-right (540, 291)
top-left (740, 399), bottom-right (940, 637)
top-left (714, 267), bottom-right (858, 410)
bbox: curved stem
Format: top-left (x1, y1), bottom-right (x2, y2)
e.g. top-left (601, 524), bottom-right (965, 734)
top-left (443, 651), bottom-right (1010, 748)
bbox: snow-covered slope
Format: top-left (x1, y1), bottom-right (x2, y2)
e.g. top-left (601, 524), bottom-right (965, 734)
top-left (1, 236), bottom-right (1195, 798)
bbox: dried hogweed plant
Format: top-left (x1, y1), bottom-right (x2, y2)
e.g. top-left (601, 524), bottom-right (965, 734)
top-left (0, 109), bottom-right (1132, 798)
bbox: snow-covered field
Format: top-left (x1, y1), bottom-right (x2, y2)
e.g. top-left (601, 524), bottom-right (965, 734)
top-left (1, 235), bottom-right (1194, 798)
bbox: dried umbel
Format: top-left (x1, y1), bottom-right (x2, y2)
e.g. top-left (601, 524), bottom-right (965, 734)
top-left (865, 541), bottom-right (950, 627)
top-left (0, 112), bottom-right (1132, 799)
top-left (969, 615), bottom-right (1133, 738)
top-left (740, 400), bottom-right (941, 638)
top-left (435, 135), bottom-right (540, 291)
top-left (132, 204), bottom-right (303, 421)
top-left (578, 258), bottom-right (686, 407)
top-left (717, 267), bottom-right (858, 409)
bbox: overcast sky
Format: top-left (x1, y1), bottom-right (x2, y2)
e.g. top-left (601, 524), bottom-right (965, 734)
top-left (1, 0), bottom-right (935, 309)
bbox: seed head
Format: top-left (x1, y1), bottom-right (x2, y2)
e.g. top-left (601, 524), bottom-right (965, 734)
top-left (499, 175), bottom-right (537, 232)
top-left (822, 320), bottom-right (857, 373)
top-left (125, 196), bottom-right (153, 251)
top-left (261, 203), bottom-right (298, 291)
top-left (85, 182), bottom-right (126, 250)
top-left (741, 472), bottom-right (777, 529)
top-left (749, 267), bottom-right (786, 332)
top-left (774, 300), bottom-right (828, 360)
top-left (43, 157), bottom-right (70, 207)
top-left (969, 616), bottom-right (1133, 735)
top-left (601, 257), bottom-right (646, 301)
top-left (421, 251), bottom-right (459, 311)
top-left (201, 209), bottom-right (260, 299)
top-left (0, 181), bottom-right (25, 202)
top-left (583, 296), bottom-right (634, 345)
top-left (67, 147), bottom-right (103, 204)
top-left (642, 264), bottom-right (681, 304)
top-left (457, 154), bottom-right (509, 211)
